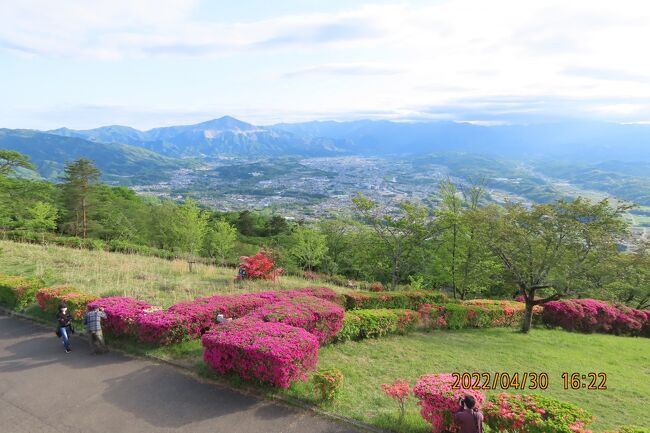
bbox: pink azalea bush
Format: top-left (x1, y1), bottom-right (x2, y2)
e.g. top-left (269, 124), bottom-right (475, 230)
top-left (136, 287), bottom-right (340, 345)
top-left (201, 317), bottom-right (319, 388)
top-left (543, 299), bottom-right (649, 337)
top-left (87, 296), bottom-right (152, 336)
top-left (484, 393), bottom-right (594, 433)
top-left (413, 373), bottom-right (485, 433)
top-left (251, 295), bottom-right (345, 343)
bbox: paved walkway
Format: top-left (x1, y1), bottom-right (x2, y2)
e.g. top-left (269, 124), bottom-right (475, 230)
top-left (0, 313), bottom-right (357, 433)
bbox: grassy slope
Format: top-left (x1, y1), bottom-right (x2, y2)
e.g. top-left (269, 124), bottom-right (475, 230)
top-left (149, 329), bottom-right (650, 433)
top-left (1, 240), bottom-right (648, 431)
top-left (0, 240), bottom-right (349, 307)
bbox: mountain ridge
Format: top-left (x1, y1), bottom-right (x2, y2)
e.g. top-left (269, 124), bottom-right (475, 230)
top-left (44, 116), bottom-right (650, 162)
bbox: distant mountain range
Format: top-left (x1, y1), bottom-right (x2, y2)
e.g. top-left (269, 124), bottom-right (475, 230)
top-left (47, 116), bottom-right (650, 161)
top-left (50, 116), bottom-right (342, 158)
top-left (2, 115), bottom-right (650, 184)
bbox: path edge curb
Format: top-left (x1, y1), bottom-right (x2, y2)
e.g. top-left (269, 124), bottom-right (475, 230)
top-left (0, 306), bottom-right (394, 433)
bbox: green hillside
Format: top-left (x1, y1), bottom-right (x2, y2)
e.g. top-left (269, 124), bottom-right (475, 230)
top-left (0, 129), bottom-right (187, 184)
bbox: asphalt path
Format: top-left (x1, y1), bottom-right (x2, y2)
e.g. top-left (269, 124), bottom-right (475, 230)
top-left (0, 312), bottom-right (357, 433)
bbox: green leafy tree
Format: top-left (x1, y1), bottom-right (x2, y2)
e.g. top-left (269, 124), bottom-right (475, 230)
top-left (22, 201), bottom-right (58, 233)
top-left (0, 150), bottom-right (34, 176)
top-left (154, 199), bottom-right (208, 268)
top-left (60, 158), bottom-right (101, 238)
top-left (476, 198), bottom-right (629, 332)
top-left (352, 193), bottom-right (431, 289)
top-left (290, 226), bottom-right (328, 271)
top-left (433, 180), bottom-right (502, 299)
top-left (203, 220), bottom-right (238, 265)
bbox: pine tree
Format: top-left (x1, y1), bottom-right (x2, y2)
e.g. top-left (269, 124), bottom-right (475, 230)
top-left (61, 159), bottom-right (101, 238)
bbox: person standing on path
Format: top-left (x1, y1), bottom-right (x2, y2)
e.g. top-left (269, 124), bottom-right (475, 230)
top-left (56, 303), bottom-right (73, 353)
top-left (83, 306), bottom-right (108, 354)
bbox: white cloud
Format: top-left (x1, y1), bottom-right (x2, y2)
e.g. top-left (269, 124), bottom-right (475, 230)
top-left (3, 0), bottom-right (650, 123)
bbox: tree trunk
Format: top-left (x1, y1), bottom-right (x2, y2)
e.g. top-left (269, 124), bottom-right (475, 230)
top-left (451, 223), bottom-right (457, 299)
top-left (521, 301), bottom-right (534, 333)
top-left (82, 196), bottom-right (87, 239)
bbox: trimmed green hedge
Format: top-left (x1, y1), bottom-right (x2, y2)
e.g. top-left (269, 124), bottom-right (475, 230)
top-left (419, 301), bottom-right (537, 330)
top-left (336, 309), bottom-right (418, 341)
top-left (343, 290), bottom-right (447, 310)
top-left (0, 274), bottom-right (44, 310)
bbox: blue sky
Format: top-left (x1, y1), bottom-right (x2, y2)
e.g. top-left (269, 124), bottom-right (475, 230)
top-left (2, 0), bottom-right (650, 129)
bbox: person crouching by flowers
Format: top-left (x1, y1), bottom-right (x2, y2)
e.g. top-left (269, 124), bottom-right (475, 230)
top-left (56, 303), bottom-right (73, 353)
top-left (83, 306), bottom-right (108, 355)
top-left (454, 395), bottom-right (484, 433)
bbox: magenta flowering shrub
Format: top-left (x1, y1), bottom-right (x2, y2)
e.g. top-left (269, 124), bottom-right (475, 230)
top-left (252, 295), bottom-right (344, 344)
top-left (202, 317), bottom-right (319, 388)
top-left (543, 299), bottom-right (649, 337)
top-left (87, 296), bottom-right (151, 336)
top-left (135, 287), bottom-right (341, 345)
top-left (413, 373), bottom-right (485, 433)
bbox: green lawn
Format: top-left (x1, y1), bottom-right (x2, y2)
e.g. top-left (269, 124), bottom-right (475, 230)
top-left (0, 240), bottom-right (348, 307)
top-left (145, 328), bottom-right (650, 433)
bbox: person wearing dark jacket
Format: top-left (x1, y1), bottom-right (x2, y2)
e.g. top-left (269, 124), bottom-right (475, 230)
top-left (56, 303), bottom-right (73, 353)
top-left (454, 395), bottom-right (483, 433)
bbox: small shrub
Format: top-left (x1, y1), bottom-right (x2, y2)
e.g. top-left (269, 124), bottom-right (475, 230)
top-left (0, 274), bottom-right (44, 310)
top-left (381, 379), bottom-right (411, 421)
top-left (413, 373), bottom-right (485, 433)
top-left (369, 281), bottom-right (385, 292)
top-left (202, 317), bottom-right (319, 388)
top-left (312, 367), bottom-right (344, 401)
top-left (336, 309), bottom-right (418, 341)
top-left (484, 393), bottom-right (594, 433)
top-left (303, 271), bottom-right (318, 280)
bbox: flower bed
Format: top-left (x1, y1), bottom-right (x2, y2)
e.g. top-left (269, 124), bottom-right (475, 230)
top-left (484, 393), bottom-right (594, 433)
top-left (252, 295), bottom-right (344, 344)
top-left (0, 274), bottom-right (43, 310)
top-left (413, 373), bottom-right (485, 433)
top-left (543, 299), bottom-right (650, 337)
top-left (36, 286), bottom-right (98, 320)
top-left (343, 290), bottom-right (447, 310)
top-left (87, 296), bottom-right (152, 336)
top-left (202, 317), bottom-right (319, 388)
top-left (336, 308), bottom-right (419, 341)
top-left (418, 302), bottom-right (541, 330)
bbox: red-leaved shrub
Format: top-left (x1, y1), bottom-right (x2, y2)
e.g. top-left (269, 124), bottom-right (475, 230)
top-left (237, 251), bottom-right (283, 280)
